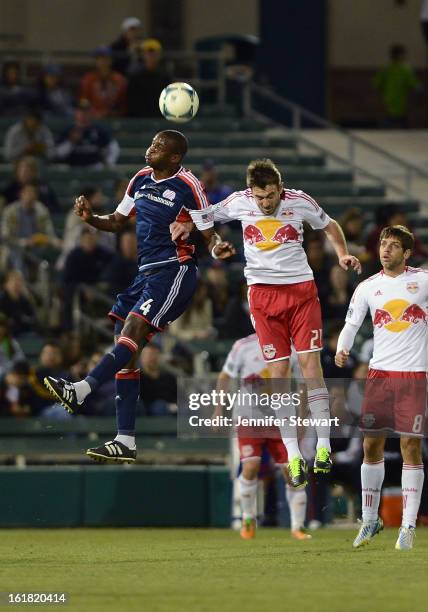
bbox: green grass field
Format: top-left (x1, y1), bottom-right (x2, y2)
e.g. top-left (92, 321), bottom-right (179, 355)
top-left (0, 528), bottom-right (427, 611)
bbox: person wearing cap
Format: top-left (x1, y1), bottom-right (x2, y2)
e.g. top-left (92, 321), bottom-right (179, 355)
top-left (56, 99), bottom-right (120, 167)
top-left (37, 64), bottom-right (73, 117)
top-left (3, 108), bottom-right (55, 162)
top-left (127, 38), bottom-right (171, 117)
top-left (80, 46), bottom-right (127, 118)
top-left (111, 17), bottom-right (142, 75)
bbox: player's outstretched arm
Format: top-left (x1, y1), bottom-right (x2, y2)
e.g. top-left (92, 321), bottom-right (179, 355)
top-left (74, 195), bottom-right (128, 233)
top-left (323, 219), bottom-right (362, 274)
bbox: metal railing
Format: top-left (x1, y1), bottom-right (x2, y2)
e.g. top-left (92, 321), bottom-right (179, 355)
top-left (243, 82), bottom-right (428, 204)
top-left (1, 48), bottom-right (227, 107)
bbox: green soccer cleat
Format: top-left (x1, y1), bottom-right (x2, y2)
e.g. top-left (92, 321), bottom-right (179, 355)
top-left (313, 447), bottom-right (333, 474)
top-left (395, 526), bottom-right (416, 550)
top-left (288, 457), bottom-right (308, 489)
top-left (353, 518), bottom-right (384, 548)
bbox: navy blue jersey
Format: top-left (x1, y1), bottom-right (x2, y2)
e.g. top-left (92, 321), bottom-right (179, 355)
top-left (116, 166), bottom-right (213, 271)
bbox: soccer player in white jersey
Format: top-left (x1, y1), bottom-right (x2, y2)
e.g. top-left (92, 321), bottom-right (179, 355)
top-left (217, 333), bottom-right (311, 540)
top-left (171, 159), bottom-right (361, 487)
top-left (335, 225), bottom-right (427, 550)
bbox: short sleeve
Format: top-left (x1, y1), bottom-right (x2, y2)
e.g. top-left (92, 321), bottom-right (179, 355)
top-left (115, 173), bottom-right (138, 217)
top-left (346, 283), bottom-right (369, 327)
top-left (178, 172), bottom-right (214, 230)
top-left (212, 192), bottom-right (242, 224)
top-left (222, 340), bottom-right (243, 377)
top-left (298, 191), bottom-right (331, 229)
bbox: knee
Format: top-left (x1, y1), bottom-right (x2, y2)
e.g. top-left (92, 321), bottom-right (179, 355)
top-left (122, 316), bottom-right (152, 346)
top-left (400, 438), bottom-right (422, 463)
top-left (363, 437), bottom-right (384, 462)
top-left (241, 462), bottom-right (259, 481)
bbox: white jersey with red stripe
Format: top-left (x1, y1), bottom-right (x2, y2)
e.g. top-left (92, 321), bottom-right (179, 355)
top-left (346, 267), bottom-right (428, 371)
top-left (213, 188), bottom-right (331, 285)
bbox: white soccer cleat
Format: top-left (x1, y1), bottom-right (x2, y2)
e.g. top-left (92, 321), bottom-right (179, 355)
top-left (352, 518), bottom-right (384, 548)
top-left (395, 526), bottom-right (416, 550)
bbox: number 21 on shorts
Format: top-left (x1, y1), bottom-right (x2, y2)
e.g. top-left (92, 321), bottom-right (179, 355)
top-left (140, 298), bottom-right (153, 316)
top-left (310, 328), bottom-right (322, 350)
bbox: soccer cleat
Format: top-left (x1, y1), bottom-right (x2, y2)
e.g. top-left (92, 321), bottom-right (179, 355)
top-left (291, 529), bottom-right (312, 541)
top-left (353, 518), bottom-right (384, 548)
top-left (313, 447), bottom-right (333, 474)
top-left (44, 376), bottom-right (80, 414)
top-left (395, 526), bottom-right (416, 550)
top-left (288, 457), bottom-right (308, 489)
top-left (86, 440), bottom-right (137, 464)
top-left (240, 518), bottom-right (256, 540)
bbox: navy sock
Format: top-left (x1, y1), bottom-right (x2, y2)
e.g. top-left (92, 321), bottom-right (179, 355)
top-left (85, 336), bottom-right (139, 390)
top-left (116, 369), bottom-right (140, 435)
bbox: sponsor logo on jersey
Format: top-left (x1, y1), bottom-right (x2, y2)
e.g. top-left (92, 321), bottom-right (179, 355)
top-left (163, 189), bottom-right (176, 201)
top-left (263, 344), bottom-right (277, 359)
top-left (406, 282), bottom-right (419, 294)
top-left (373, 299), bottom-right (427, 332)
top-left (144, 193), bottom-right (175, 207)
top-left (243, 220), bottom-right (300, 250)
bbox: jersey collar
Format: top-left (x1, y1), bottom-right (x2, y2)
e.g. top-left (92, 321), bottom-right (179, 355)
top-left (150, 166), bottom-right (183, 183)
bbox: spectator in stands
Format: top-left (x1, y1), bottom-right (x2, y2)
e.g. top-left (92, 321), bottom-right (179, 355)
top-left (421, 0), bottom-right (428, 49)
top-left (0, 60), bottom-right (34, 116)
top-left (337, 208), bottom-right (370, 263)
top-left (102, 230), bottom-right (138, 296)
top-left (0, 313), bottom-right (25, 379)
top-left (139, 343), bottom-right (177, 416)
top-left (80, 351), bottom-right (115, 416)
top-left (0, 270), bottom-right (37, 337)
top-left (80, 46), bottom-right (127, 118)
top-left (205, 261), bottom-right (230, 323)
top-left (373, 44), bottom-right (419, 128)
top-left (127, 39), bottom-right (170, 117)
top-left (29, 341), bottom-right (70, 414)
top-left (111, 16), bottom-right (143, 75)
top-left (305, 232), bottom-right (334, 316)
top-left (59, 186), bottom-right (115, 268)
top-left (321, 323), bottom-right (356, 379)
top-left (56, 99), bottom-right (120, 167)
top-left (0, 359), bottom-right (38, 417)
top-left (37, 64), bottom-right (73, 117)
top-left (1, 183), bottom-right (60, 261)
top-left (200, 160), bottom-right (233, 204)
top-left (325, 265), bottom-right (353, 323)
top-left (2, 156), bottom-right (58, 212)
top-left (221, 279), bottom-right (253, 339)
top-left (169, 280), bottom-right (215, 341)
top-left (62, 228), bottom-right (113, 330)
top-left (366, 204), bottom-right (428, 261)
top-left (3, 109), bottom-right (55, 162)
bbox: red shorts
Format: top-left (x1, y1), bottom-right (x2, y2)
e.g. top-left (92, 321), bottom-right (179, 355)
top-left (361, 369), bottom-right (427, 437)
top-left (248, 280), bottom-right (322, 361)
top-left (237, 426), bottom-right (288, 464)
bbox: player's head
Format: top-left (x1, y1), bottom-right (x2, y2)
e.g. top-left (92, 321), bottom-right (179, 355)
top-left (246, 158), bottom-right (283, 215)
top-left (146, 130), bottom-right (188, 170)
top-left (379, 225), bottom-right (414, 271)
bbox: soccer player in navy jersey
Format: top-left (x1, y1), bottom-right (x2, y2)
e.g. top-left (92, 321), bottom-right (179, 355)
top-left (44, 130), bottom-right (234, 462)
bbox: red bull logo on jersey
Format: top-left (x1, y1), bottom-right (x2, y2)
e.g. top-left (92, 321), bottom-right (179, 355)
top-left (243, 220), bottom-right (300, 251)
top-left (373, 299), bottom-right (427, 332)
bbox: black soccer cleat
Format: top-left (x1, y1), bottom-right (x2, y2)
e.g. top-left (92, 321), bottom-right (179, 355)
top-left (44, 376), bottom-right (80, 414)
top-left (86, 440), bottom-right (137, 464)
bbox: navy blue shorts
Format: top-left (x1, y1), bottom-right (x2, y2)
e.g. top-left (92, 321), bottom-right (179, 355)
top-left (109, 262), bottom-right (198, 331)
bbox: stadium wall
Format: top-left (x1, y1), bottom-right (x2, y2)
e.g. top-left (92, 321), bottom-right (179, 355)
top-left (0, 466), bottom-right (231, 528)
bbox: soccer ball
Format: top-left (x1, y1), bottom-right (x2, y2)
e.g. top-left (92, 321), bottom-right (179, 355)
top-left (159, 82), bottom-right (199, 123)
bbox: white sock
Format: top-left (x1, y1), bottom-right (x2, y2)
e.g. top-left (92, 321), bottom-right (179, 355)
top-left (286, 485), bottom-right (307, 531)
top-left (238, 475), bottom-right (258, 520)
top-left (73, 380), bottom-right (91, 404)
top-left (361, 460), bottom-right (384, 522)
top-left (114, 434), bottom-right (136, 450)
top-left (402, 464), bottom-right (424, 528)
top-left (282, 438), bottom-right (303, 460)
top-left (307, 387), bottom-right (331, 451)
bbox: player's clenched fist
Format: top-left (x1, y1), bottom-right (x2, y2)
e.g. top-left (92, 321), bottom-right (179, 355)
top-left (334, 350), bottom-right (349, 368)
top-left (74, 195), bottom-right (93, 222)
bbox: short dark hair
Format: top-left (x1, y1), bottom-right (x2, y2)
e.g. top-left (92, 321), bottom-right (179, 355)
top-left (246, 159), bottom-right (282, 189)
top-left (390, 44), bottom-right (405, 61)
top-left (160, 130), bottom-right (188, 159)
top-left (379, 225), bottom-right (414, 252)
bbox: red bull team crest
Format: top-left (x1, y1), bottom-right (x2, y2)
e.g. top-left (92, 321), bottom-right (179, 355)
top-left (243, 220), bottom-right (300, 251)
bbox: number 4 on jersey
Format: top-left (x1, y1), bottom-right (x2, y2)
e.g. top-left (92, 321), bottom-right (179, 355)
top-left (140, 299), bottom-right (153, 316)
